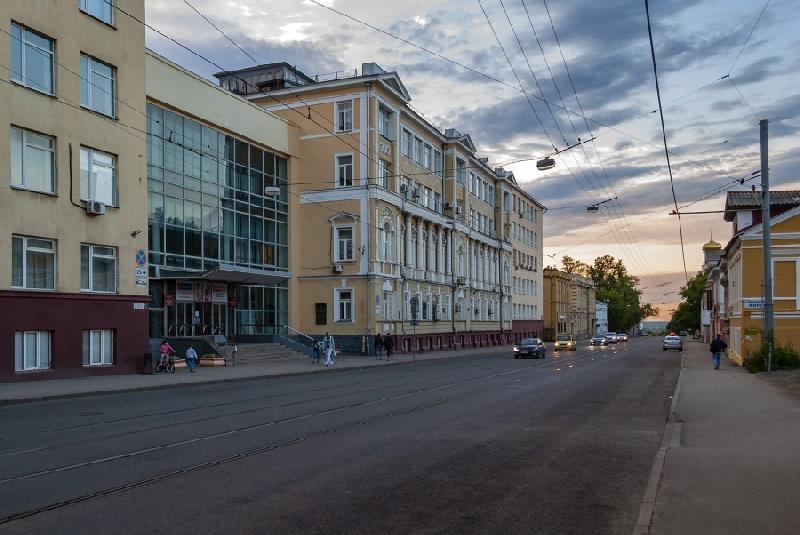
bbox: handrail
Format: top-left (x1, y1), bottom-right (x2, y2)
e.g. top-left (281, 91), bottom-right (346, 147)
top-left (280, 325), bottom-right (316, 343)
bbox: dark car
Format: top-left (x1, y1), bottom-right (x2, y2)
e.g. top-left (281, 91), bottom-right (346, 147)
top-left (590, 335), bottom-right (608, 346)
top-left (514, 338), bottom-right (546, 359)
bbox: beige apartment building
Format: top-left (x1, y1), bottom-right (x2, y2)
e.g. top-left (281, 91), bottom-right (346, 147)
top-left (543, 267), bottom-right (571, 341)
top-left (496, 169), bottom-right (545, 343)
top-left (1, 0), bottom-right (149, 381)
top-left (217, 62), bottom-right (523, 353)
top-left (569, 274), bottom-right (596, 339)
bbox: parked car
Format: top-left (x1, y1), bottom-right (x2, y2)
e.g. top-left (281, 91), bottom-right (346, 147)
top-left (590, 335), bottom-right (608, 346)
top-left (604, 333), bottom-right (619, 344)
top-left (617, 333), bottom-right (628, 342)
top-left (663, 335), bottom-right (683, 351)
top-left (679, 331), bottom-right (688, 337)
top-left (554, 333), bottom-right (577, 351)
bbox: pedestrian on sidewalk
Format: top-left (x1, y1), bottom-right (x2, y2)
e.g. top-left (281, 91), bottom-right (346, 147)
top-left (383, 333), bottom-right (394, 361)
top-left (374, 333), bottom-right (384, 360)
top-left (323, 332), bottom-right (335, 367)
top-left (312, 340), bottom-right (321, 364)
top-left (709, 334), bottom-right (728, 370)
top-left (185, 344), bottom-right (199, 372)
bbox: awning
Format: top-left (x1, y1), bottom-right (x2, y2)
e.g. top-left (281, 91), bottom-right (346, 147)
top-left (154, 264), bottom-right (291, 285)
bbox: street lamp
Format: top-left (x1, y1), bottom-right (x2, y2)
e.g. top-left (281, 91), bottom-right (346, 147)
top-left (536, 157), bottom-right (556, 171)
top-left (587, 197), bottom-right (617, 212)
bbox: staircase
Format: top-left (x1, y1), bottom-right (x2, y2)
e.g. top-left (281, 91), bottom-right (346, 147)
top-left (234, 343), bottom-right (310, 365)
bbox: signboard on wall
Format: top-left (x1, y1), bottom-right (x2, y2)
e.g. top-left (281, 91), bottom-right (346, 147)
top-left (176, 282), bottom-right (194, 302)
top-left (211, 283), bottom-right (228, 304)
top-left (194, 282), bottom-right (211, 303)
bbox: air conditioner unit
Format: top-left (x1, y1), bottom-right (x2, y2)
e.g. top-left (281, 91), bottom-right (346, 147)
top-left (456, 277), bottom-right (466, 286)
top-left (443, 202), bottom-right (453, 209)
top-left (85, 200), bottom-right (107, 216)
top-left (331, 264), bottom-right (343, 273)
top-left (264, 186), bottom-right (281, 197)
top-left (454, 207), bottom-right (462, 215)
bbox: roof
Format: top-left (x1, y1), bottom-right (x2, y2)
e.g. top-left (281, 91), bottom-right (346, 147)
top-left (724, 190), bottom-right (800, 221)
top-left (702, 239), bottom-right (722, 251)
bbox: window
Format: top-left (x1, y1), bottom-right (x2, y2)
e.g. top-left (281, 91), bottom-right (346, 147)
top-left (433, 192), bottom-right (442, 213)
top-left (377, 159), bottom-right (390, 189)
top-left (423, 144), bottom-right (432, 169)
top-left (423, 187), bottom-right (432, 209)
top-left (10, 127), bottom-right (55, 193)
top-left (80, 147), bottom-right (117, 205)
top-left (414, 137), bottom-right (423, 164)
top-left (382, 222), bottom-right (394, 262)
top-left (336, 154), bottom-right (353, 187)
top-left (14, 331), bottom-right (51, 371)
top-left (81, 244), bottom-right (116, 292)
top-left (401, 128), bottom-right (412, 157)
top-left (456, 158), bottom-right (466, 183)
top-left (83, 329), bottom-right (113, 366)
top-left (433, 150), bottom-right (443, 176)
top-left (335, 226), bottom-right (354, 262)
top-left (12, 236), bottom-right (55, 289)
top-left (335, 288), bottom-right (353, 322)
top-left (80, 0), bottom-right (114, 24)
top-left (335, 100), bottom-right (353, 132)
top-left (80, 54), bottom-right (116, 117)
top-left (315, 303), bottom-right (327, 325)
top-left (10, 23), bottom-right (54, 94)
top-left (378, 106), bottom-right (391, 138)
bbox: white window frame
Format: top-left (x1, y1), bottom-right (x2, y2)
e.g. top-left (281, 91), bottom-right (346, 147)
top-left (81, 243), bottom-right (117, 293)
top-left (378, 106), bottom-right (391, 138)
top-left (80, 146), bottom-right (117, 206)
top-left (401, 128), bottom-right (412, 158)
top-left (334, 225), bottom-right (354, 262)
top-left (10, 23), bottom-right (54, 95)
top-left (12, 235), bottom-right (56, 290)
top-left (423, 144), bottom-right (432, 169)
top-left (433, 149), bottom-right (443, 176)
top-left (335, 153), bottom-right (354, 188)
top-left (83, 329), bottom-right (114, 366)
top-left (377, 159), bottom-right (390, 189)
top-left (80, 0), bottom-right (115, 25)
top-left (334, 288), bottom-right (354, 322)
top-left (335, 100), bottom-right (353, 132)
top-left (10, 126), bottom-right (56, 194)
top-left (14, 330), bottom-right (51, 371)
top-left (80, 54), bottom-right (116, 118)
top-left (414, 137), bottom-right (423, 164)
top-left (456, 159), bottom-right (466, 183)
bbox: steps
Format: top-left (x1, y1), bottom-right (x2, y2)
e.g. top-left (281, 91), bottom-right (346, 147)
top-left (233, 343), bottom-right (309, 365)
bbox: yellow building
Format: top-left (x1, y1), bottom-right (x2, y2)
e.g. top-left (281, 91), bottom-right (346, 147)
top-left (1, 0), bottom-right (149, 381)
top-left (217, 62), bottom-right (530, 353)
top-left (569, 275), bottom-right (596, 340)
top-left (722, 191), bottom-right (800, 364)
top-left (543, 268), bottom-right (571, 341)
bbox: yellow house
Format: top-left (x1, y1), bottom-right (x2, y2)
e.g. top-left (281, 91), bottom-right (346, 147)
top-left (1, 0), bottom-right (149, 381)
top-left (215, 62), bottom-right (538, 353)
top-left (722, 191), bottom-right (800, 364)
top-left (543, 268), bottom-right (571, 341)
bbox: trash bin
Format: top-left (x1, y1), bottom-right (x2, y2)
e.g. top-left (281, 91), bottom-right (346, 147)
top-left (142, 353), bottom-right (154, 375)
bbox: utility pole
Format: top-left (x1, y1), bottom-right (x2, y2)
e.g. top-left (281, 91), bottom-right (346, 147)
top-left (760, 119), bottom-right (774, 372)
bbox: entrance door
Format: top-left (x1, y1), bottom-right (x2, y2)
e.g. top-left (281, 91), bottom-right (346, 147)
top-left (176, 303), bottom-right (195, 335)
top-left (211, 304), bottom-right (227, 336)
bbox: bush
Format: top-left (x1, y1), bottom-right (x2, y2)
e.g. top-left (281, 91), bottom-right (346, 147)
top-left (744, 342), bottom-right (800, 373)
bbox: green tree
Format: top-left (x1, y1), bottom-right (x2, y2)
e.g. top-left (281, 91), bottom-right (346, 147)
top-left (563, 255), bottom-right (658, 332)
top-left (667, 271), bottom-right (707, 333)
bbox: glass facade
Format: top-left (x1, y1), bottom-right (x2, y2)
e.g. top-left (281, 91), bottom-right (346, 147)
top-left (146, 103), bottom-right (289, 337)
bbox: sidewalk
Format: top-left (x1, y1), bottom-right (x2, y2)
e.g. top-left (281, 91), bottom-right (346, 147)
top-left (0, 345), bottom-right (511, 405)
top-left (646, 339), bottom-right (800, 534)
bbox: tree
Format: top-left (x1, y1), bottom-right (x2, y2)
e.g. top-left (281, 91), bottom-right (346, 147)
top-left (563, 254), bottom-right (658, 332)
top-left (667, 271), bottom-right (707, 333)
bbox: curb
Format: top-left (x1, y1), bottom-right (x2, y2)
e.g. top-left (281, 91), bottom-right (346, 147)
top-left (0, 348), bottom-right (509, 407)
top-left (633, 347), bottom-right (687, 534)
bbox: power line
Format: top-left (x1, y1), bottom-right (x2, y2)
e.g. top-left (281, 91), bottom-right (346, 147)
top-left (182, 0), bottom-right (259, 65)
top-left (727, 0), bottom-right (771, 75)
top-left (643, 0), bottom-right (688, 282)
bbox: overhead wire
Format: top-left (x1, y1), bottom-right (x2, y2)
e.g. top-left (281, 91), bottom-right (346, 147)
top-left (644, 0), bottom-right (689, 282)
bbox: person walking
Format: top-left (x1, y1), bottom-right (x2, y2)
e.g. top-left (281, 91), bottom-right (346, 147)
top-left (312, 340), bottom-right (321, 364)
top-left (323, 332), bottom-right (335, 367)
top-left (709, 334), bottom-right (728, 370)
top-left (383, 333), bottom-right (394, 361)
top-left (374, 333), bottom-right (384, 360)
top-left (185, 344), bottom-right (199, 372)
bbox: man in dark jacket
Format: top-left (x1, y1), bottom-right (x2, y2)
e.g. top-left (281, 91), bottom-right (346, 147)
top-left (709, 334), bottom-right (728, 370)
top-left (383, 333), bottom-right (394, 361)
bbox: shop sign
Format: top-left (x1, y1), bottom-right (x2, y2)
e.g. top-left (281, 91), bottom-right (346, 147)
top-left (176, 282), bottom-right (194, 302)
top-left (194, 281), bottom-right (211, 303)
top-left (743, 300), bottom-right (764, 310)
top-left (211, 283), bottom-right (228, 304)
top-left (164, 294), bottom-right (176, 307)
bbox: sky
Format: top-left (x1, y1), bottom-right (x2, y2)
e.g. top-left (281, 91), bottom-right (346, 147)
top-left (144, 0), bottom-right (800, 311)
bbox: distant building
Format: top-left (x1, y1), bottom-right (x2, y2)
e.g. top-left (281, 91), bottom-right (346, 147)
top-left (569, 275), bottom-right (596, 339)
top-left (543, 267), bottom-right (571, 341)
top-left (701, 237), bottom-right (723, 343)
top-left (596, 301), bottom-right (609, 335)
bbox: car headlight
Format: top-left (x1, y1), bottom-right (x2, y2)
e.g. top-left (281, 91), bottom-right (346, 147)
top-left (513, 346), bottom-right (519, 352)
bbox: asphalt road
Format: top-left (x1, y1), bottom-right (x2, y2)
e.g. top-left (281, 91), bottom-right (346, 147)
top-left (0, 336), bottom-right (680, 535)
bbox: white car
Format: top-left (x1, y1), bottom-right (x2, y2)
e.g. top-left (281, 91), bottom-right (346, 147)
top-left (604, 333), bottom-right (618, 343)
top-left (617, 333), bottom-right (628, 342)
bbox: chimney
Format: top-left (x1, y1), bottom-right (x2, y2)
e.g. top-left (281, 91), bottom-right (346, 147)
top-left (361, 62), bottom-right (385, 76)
